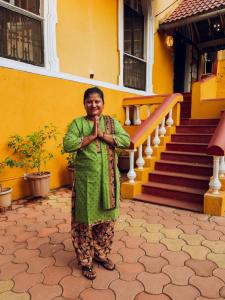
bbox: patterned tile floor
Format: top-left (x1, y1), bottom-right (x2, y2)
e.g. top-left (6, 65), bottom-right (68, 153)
top-left (0, 187), bottom-right (225, 300)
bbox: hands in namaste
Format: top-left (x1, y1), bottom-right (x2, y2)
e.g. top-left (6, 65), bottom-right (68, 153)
top-left (93, 116), bottom-right (104, 139)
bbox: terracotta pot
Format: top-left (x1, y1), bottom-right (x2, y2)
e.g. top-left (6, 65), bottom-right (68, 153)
top-left (26, 172), bottom-right (51, 197)
top-left (0, 187), bottom-right (12, 208)
top-left (68, 167), bottom-right (75, 187)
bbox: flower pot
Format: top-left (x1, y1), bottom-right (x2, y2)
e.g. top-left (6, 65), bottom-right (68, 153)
top-left (0, 187), bottom-right (12, 208)
top-left (68, 167), bottom-right (75, 187)
top-left (26, 172), bottom-right (51, 198)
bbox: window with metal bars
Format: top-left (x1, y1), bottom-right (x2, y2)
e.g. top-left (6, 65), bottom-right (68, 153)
top-left (0, 0), bottom-right (44, 66)
top-left (124, 0), bottom-right (146, 90)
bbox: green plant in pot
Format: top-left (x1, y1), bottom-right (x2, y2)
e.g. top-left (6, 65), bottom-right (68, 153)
top-left (59, 144), bottom-right (76, 187)
top-left (5, 124), bottom-right (58, 198)
top-left (0, 161), bottom-right (13, 210)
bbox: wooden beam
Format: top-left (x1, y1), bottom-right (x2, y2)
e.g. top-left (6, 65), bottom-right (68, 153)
top-left (198, 38), bottom-right (225, 49)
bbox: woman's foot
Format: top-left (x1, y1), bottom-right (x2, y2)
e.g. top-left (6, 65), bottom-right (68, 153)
top-left (82, 265), bottom-right (96, 280)
top-left (94, 256), bottom-right (115, 271)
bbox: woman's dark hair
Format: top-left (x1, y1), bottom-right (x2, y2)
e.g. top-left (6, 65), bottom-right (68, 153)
top-left (83, 87), bottom-right (104, 104)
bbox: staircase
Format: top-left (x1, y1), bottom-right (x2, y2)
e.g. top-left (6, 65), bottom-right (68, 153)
top-left (133, 118), bottom-right (219, 212)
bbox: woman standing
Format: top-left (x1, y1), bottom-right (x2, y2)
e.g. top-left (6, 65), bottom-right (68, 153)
top-left (63, 87), bottom-right (130, 280)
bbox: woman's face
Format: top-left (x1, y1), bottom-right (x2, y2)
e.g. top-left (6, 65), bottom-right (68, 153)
top-left (84, 93), bottom-right (104, 118)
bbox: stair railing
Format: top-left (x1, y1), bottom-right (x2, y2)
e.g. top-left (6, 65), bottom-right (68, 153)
top-left (207, 111), bottom-right (225, 194)
top-left (123, 93), bottom-right (183, 184)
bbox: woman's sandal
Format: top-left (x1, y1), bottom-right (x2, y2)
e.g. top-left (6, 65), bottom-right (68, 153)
top-left (94, 257), bottom-right (115, 271)
top-left (82, 265), bottom-right (96, 280)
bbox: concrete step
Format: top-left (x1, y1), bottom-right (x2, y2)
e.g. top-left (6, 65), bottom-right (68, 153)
top-left (142, 182), bottom-right (205, 202)
top-left (155, 160), bottom-right (212, 176)
top-left (149, 170), bottom-right (209, 189)
top-left (133, 193), bottom-right (203, 212)
top-left (160, 150), bottom-right (213, 165)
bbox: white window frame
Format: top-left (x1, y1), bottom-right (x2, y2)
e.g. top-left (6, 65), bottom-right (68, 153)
top-left (0, 0), bottom-right (59, 71)
top-left (118, 0), bottom-right (154, 93)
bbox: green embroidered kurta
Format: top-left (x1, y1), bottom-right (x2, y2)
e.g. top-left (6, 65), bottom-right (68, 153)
top-left (63, 115), bottom-right (130, 225)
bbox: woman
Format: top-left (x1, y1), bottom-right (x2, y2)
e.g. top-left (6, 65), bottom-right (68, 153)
top-left (63, 87), bottom-right (130, 280)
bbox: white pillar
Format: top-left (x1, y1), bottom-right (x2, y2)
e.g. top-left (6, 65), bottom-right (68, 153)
top-left (166, 109), bottom-right (174, 127)
top-left (159, 117), bottom-right (166, 137)
top-left (134, 106), bottom-right (141, 125)
top-left (145, 105), bottom-right (153, 158)
top-left (136, 144), bottom-right (145, 169)
top-left (209, 156), bottom-right (221, 194)
top-left (125, 106), bottom-right (131, 125)
top-left (219, 156), bottom-right (225, 178)
top-left (127, 150), bottom-right (136, 183)
top-left (153, 126), bottom-right (160, 147)
top-left (147, 105), bottom-right (151, 118)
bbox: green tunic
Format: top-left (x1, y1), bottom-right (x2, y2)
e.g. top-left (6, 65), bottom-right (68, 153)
top-left (63, 115), bottom-right (130, 225)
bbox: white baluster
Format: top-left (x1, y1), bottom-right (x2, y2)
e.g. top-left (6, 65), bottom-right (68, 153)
top-left (166, 109), bottom-right (174, 127)
top-left (145, 106), bottom-right (153, 158)
top-left (153, 126), bottom-right (160, 147)
top-left (134, 105), bottom-right (141, 125)
top-left (219, 156), bottom-right (225, 178)
top-left (159, 117), bottom-right (166, 137)
top-left (209, 156), bottom-right (221, 194)
top-left (136, 144), bottom-right (145, 169)
top-left (125, 106), bottom-right (131, 125)
top-left (127, 150), bottom-right (136, 183)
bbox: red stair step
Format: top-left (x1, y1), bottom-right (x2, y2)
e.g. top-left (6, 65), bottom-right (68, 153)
top-left (180, 119), bottom-right (219, 125)
top-left (176, 125), bottom-right (216, 133)
top-left (166, 142), bottom-right (208, 153)
top-left (155, 160), bottom-right (212, 176)
top-left (142, 182), bottom-right (205, 202)
top-left (160, 151), bottom-right (213, 165)
top-left (171, 133), bottom-right (212, 143)
top-left (133, 193), bottom-right (203, 212)
top-left (149, 170), bottom-right (209, 189)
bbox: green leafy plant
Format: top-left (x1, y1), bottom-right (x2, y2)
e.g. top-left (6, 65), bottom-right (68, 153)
top-left (5, 124), bottom-right (58, 174)
top-left (59, 143), bottom-right (76, 168)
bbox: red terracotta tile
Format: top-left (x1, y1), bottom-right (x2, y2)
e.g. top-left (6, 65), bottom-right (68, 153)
top-left (139, 256), bottom-right (168, 273)
top-left (135, 293), bottom-right (170, 300)
top-left (114, 230), bottom-right (128, 241)
top-left (111, 241), bottom-right (125, 254)
top-left (42, 265), bottom-right (71, 285)
top-left (197, 229), bottom-right (223, 241)
top-left (161, 250), bottom-right (190, 266)
top-left (0, 254), bottom-right (14, 266)
top-left (194, 221), bottom-right (215, 230)
top-left (1, 241), bottom-right (27, 255)
top-left (0, 261), bottom-right (28, 280)
top-left (26, 221), bottom-right (46, 232)
top-left (160, 220), bottom-right (181, 229)
top-left (61, 275), bottom-right (92, 299)
top-left (189, 276), bottom-right (224, 298)
top-left (15, 231), bottom-right (37, 242)
top-left (49, 232), bottom-right (70, 244)
top-left (13, 249), bottom-right (40, 263)
top-left (116, 262), bottom-right (144, 281)
top-left (80, 288), bottom-right (116, 300)
top-left (53, 249), bottom-right (75, 266)
top-left (57, 223), bottom-right (70, 233)
top-left (108, 253), bottom-right (123, 264)
top-left (0, 221), bottom-right (16, 229)
top-left (118, 247), bottom-right (145, 263)
top-left (92, 267), bottom-right (119, 289)
top-left (27, 256), bottom-right (54, 273)
top-left (220, 286), bottom-right (225, 298)
top-left (177, 224), bottom-right (200, 234)
top-left (27, 236), bottom-right (50, 249)
top-left (110, 279), bottom-right (144, 300)
top-left (39, 242), bottom-right (64, 258)
top-left (140, 242), bottom-right (167, 257)
top-left (6, 225), bottom-right (26, 235)
top-left (29, 283), bottom-right (62, 300)
top-left (13, 272), bottom-right (44, 292)
top-left (121, 236), bottom-right (145, 248)
top-left (6, 212), bottom-right (26, 222)
top-left (46, 219), bottom-right (66, 227)
top-left (213, 267), bottom-right (225, 282)
top-left (62, 239), bottom-right (74, 252)
top-left (37, 227), bottom-right (58, 237)
top-left (137, 272), bottom-right (170, 294)
top-left (0, 235), bottom-right (15, 247)
top-left (185, 259), bottom-right (217, 276)
top-left (162, 265), bottom-right (194, 285)
top-left (16, 218), bottom-right (36, 226)
top-left (175, 216), bottom-right (196, 225)
top-left (164, 284), bottom-right (200, 300)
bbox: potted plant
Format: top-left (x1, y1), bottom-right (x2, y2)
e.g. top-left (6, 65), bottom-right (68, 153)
top-left (5, 124), bottom-right (58, 198)
top-left (59, 144), bottom-right (76, 187)
top-left (0, 161), bottom-right (13, 210)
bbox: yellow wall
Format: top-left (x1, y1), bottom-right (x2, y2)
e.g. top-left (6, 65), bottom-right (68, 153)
top-left (56, 0), bottom-right (119, 84)
top-left (152, 32), bottom-right (173, 94)
top-left (217, 58), bottom-right (225, 98)
top-left (0, 67), bottom-right (135, 200)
